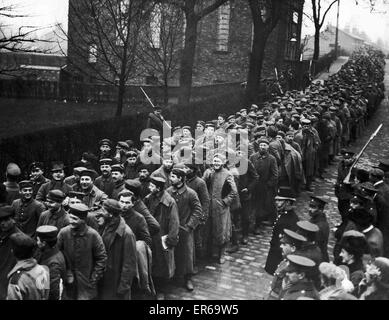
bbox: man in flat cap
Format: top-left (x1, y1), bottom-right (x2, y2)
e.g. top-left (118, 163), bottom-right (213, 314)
top-left (279, 254), bottom-right (319, 300)
top-left (119, 191), bottom-right (152, 248)
top-left (124, 151), bottom-right (140, 180)
top-left (58, 203), bottom-right (107, 300)
top-left (4, 163), bottom-right (21, 205)
top-left (250, 137), bottom-right (279, 231)
top-left (186, 163), bottom-right (210, 264)
top-left (99, 138), bottom-right (113, 159)
top-left (37, 190), bottom-right (69, 230)
top-left (96, 199), bottom-right (137, 300)
top-left (151, 154), bottom-right (175, 190)
top-left (136, 164), bottom-right (153, 200)
top-left (73, 169), bottom-right (107, 209)
top-left (267, 230), bottom-right (307, 300)
top-left (114, 141), bottom-right (130, 165)
top-left (145, 176), bottom-right (180, 300)
top-left (167, 164), bottom-right (203, 291)
top-left (110, 164), bottom-right (126, 200)
top-left (35, 225), bottom-right (66, 300)
top-left (146, 105), bottom-right (168, 135)
top-left (7, 232), bottom-right (50, 300)
top-left (125, 179), bottom-right (160, 237)
top-left (203, 154), bottom-right (238, 264)
top-left (11, 180), bottom-right (45, 237)
top-left (265, 188), bottom-right (299, 275)
top-left (64, 163), bottom-right (87, 187)
top-left (0, 206), bottom-right (24, 300)
top-left (29, 162), bottom-right (50, 199)
top-left (36, 161), bottom-right (73, 204)
top-left (95, 158), bottom-right (115, 198)
top-left (294, 119), bottom-right (320, 192)
top-left (309, 196), bottom-right (330, 262)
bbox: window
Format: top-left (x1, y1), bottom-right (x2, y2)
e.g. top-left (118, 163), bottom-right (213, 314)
top-left (285, 10), bottom-right (299, 60)
top-left (150, 4), bottom-right (162, 49)
top-left (116, 0), bottom-right (129, 46)
top-left (88, 44), bottom-right (97, 63)
top-left (216, 2), bottom-right (231, 52)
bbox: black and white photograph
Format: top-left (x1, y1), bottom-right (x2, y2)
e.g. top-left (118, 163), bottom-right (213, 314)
top-left (1, 0), bottom-right (389, 305)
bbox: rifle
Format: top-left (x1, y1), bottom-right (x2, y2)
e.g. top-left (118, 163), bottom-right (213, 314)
top-left (343, 124), bottom-right (383, 184)
top-left (140, 87), bottom-right (171, 130)
top-left (274, 67), bottom-right (284, 95)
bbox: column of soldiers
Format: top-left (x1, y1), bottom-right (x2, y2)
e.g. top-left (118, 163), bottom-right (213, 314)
top-left (0, 46), bottom-right (388, 300)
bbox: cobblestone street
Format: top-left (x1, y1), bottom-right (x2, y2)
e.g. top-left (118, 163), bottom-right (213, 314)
top-left (164, 60), bottom-right (389, 300)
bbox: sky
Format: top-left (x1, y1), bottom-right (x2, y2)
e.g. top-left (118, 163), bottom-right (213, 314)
top-left (301, 0), bottom-right (389, 44)
top-left (3, 0), bottom-right (389, 45)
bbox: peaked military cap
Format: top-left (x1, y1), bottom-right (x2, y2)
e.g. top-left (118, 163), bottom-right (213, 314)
top-left (297, 220), bottom-right (319, 234)
top-left (150, 176), bottom-right (166, 189)
top-left (29, 162), bottom-right (44, 172)
top-left (80, 169), bottom-right (98, 179)
top-left (0, 206), bottom-right (13, 220)
top-left (36, 225), bottom-right (59, 242)
top-left (99, 138), bottom-right (113, 147)
top-left (51, 161), bottom-right (65, 172)
top-left (370, 168), bottom-right (384, 179)
top-left (124, 179), bottom-right (142, 197)
top-left (19, 180), bottom-right (33, 189)
top-left (103, 199), bottom-right (123, 215)
top-left (99, 158), bottom-right (113, 165)
top-left (47, 190), bottom-right (66, 203)
top-left (281, 229), bottom-right (307, 246)
top-left (68, 203), bottom-right (89, 219)
top-left (111, 164), bottom-right (124, 173)
top-left (309, 196), bottom-right (327, 209)
top-left (285, 254), bottom-right (316, 273)
top-left (68, 191), bottom-right (85, 200)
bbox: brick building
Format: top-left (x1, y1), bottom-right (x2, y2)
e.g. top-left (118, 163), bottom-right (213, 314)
top-left (67, 0), bottom-right (304, 87)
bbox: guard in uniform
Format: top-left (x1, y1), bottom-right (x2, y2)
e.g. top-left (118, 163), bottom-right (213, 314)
top-left (264, 189), bottom-right (299, 275)
top-left (308, 196), bottom-right (330, 262)
top-left (267, 229), bottom-right (307, 300)
top-left (335, 149), bottom-right (355, 219)
top-left (279, 254), bottom-right (319, 300)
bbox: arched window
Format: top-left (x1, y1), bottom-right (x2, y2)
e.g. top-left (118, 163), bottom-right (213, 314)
top-left (150, 4), bottom-right (162, 49)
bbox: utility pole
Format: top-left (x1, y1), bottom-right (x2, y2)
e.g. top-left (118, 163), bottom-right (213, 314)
top-left (334, 0), bottom-right (340, 58)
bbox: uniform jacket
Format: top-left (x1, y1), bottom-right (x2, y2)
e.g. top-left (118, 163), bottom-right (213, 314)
top-left (145, 191), bottom-right (179, 279)
top-left (151, 166), bottom-right (173, 190)
top-left (72, 184), bottom-right (108, 209)
top-left (203, 168), bottom-right (238, 246)
top-left (166, 184), bottom-right (202, 276)
top-left (133, 199), bottom-right (160, 236)
top-left (94, 175), bottom-right (115, 198)
top-left (230, 159), bottom-right (259, 202)
top-left (57, 224), bottom-right (107, 300)
top-left (32, 176), bottom-right (50, 198)
top-left (98, 217), bottom-right (137, 300)
top-left (36, 246), bottom-right (66, 300)
top-left (281, 279), bottom-right (320, 300)
top-left (111, 180), bottom-right (126, 201)
top-left (295, 129), bottom-right (320, 177)
top-left (122, 208), bottom-right (152, 248)
top-left (0, 225), bottom-right (22, 300)
top-left (283, 144), bottom-right (305, 193)
top-left (36, 180), bottom-right (73, 202)
top-left (310, 211), bottom-right (330, 262)
top-left (37, 208), bottom-right (70, 230)
top-left (187, 175), bottom-right (210, 223)
top-left (11, 198), bottom-right (45, 237)
top-left (363, 225), bottom-right (384, 257)
top-left (264, 208), bottom-right (299, 275)
top-left (7, 258), bottom-right (50, 300)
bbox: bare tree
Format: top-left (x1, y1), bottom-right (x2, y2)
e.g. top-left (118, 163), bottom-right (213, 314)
top-left (0, 1), bottom-right (52, 75)
top-left (62, 0), bottom-right (156, 117)
top-left (138, 3), bottom-right (183, 106)
top-left (245, 0), bottom-right (287, 104)
top-left (167, 0), bottom-right (229, 106)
